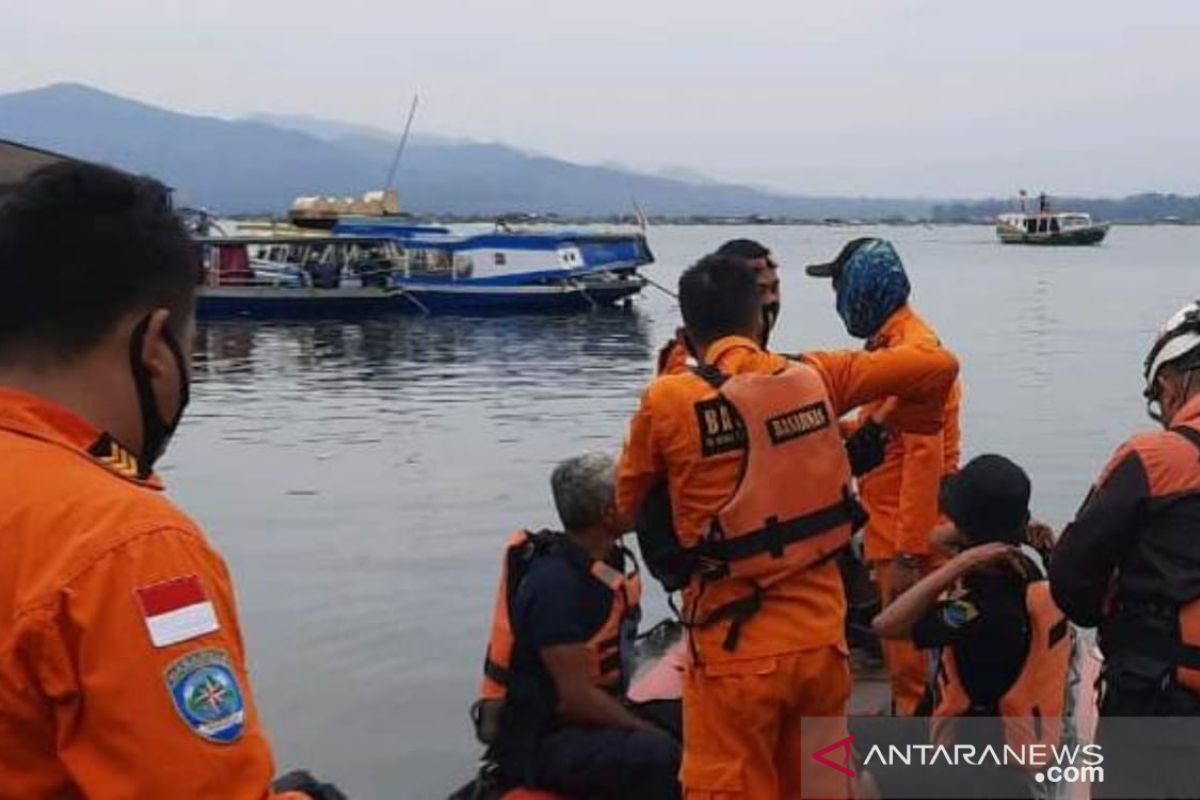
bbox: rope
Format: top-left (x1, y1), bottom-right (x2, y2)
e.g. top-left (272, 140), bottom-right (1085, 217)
top-left (566, 278), bottom-right (600, 311)
top-left (386, 284), bottom-right (431, 315)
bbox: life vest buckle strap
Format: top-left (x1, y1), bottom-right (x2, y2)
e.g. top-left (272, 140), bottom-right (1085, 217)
top-left (484, 658), bottom-right (514, 686)
top-left (1103, 616), bottom-right (1200, 671)
top-left (688, 583), bottom-right (766, 652)
top-left (700, 500), bottom-right (851, 564)
top-left (762, 516), bottom-right (785, 559)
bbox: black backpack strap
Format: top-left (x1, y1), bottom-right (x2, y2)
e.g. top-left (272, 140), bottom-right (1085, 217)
top-left (1171, 425), bottom-right (1200, 459)
top-left (689, 364), bottom-right (728, 389)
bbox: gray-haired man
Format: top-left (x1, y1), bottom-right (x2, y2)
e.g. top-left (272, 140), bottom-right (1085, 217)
top-left (473, 453), bottom-right (681, 799)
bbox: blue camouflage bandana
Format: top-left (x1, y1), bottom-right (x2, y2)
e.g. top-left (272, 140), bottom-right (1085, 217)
top-left (835, 239), bottom-right (911, 339)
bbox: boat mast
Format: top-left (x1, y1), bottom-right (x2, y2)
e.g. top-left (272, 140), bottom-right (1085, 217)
top-left (383, 93), bottom-right (420, 196)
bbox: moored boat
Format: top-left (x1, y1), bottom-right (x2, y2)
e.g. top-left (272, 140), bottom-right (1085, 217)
top-left (194, 228), bottom-right (652, 318)
top-left (996, 192), bottom-right (1110, 245)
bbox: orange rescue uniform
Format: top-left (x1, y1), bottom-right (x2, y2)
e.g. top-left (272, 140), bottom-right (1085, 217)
top-left (618, 336), bottom-right (958, 799)
top-left (853, 304), bottom-right (962, 715)
top-left (0, 387), bottom-right (303, 800)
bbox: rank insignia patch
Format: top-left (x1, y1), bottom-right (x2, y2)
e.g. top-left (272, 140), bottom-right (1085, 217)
top-left (165, 648), bottom-right (246, 744)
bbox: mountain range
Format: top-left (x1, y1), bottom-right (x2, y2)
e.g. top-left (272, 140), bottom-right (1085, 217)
top-left (0, 83), bottom-right (928, 217)
top-left (1, 84), bottom-right (1197, 221)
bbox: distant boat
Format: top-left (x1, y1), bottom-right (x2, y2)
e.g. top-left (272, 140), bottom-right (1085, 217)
top-left (996, 192), bottom-right (1109, 245)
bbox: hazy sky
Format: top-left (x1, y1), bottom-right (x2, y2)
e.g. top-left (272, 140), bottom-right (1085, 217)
top-left (4, 0), bottom-right (1198, 197)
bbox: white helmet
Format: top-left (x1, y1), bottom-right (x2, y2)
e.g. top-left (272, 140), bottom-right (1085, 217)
top-left (1144, 300), bottom-right (1200, 410)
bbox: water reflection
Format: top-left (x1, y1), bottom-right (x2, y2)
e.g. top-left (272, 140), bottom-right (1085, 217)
top-left (194, 310), bottom-right (655, 390)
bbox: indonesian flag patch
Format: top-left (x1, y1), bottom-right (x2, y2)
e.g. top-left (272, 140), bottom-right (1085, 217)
top-left (136, 575), bottom-right (220, 648)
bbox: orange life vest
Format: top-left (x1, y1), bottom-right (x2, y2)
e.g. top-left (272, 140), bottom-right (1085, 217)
top-left (475, 530), bottom-right (642, 744)
top-left (931, 576), bottom-right (1073, 765)
top-left (681, 363), bottom-right (858, 650)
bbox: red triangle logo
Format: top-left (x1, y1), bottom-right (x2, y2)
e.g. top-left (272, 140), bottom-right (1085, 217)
top-left (812, 734), bottom-right (856, 777)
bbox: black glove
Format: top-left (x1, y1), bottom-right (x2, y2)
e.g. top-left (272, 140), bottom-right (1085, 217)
top-left (845, 420), bottom-right (889, 477)
top-left (273, 770), bottom-right (349, 800)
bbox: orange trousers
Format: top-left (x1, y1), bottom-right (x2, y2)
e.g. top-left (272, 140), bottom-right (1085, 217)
top-left (874, 559), bottom-right (932, 716)
top-left (681, 645), bottom-right (850, 800)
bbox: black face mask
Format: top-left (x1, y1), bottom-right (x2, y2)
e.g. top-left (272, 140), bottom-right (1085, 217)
top-left (761, 302), bottom-right (780, 347)
top-left (129, 314), bottom-right (190, 473)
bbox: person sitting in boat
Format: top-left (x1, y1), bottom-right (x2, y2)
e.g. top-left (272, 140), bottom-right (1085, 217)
top-left (472, 453), bottom-right (681, 800)
top-left (871, 454), bottom-right (1071, 798)
top-left (306, 257), bottom-right (341, 290)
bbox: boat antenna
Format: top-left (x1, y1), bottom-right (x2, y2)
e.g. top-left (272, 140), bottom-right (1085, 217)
top-left (631, 196), bottom-right (649, 232)
top-left (383, 93), bottom-right (420, 193)
top-left (1018, 188), bottom-right (1027, 214)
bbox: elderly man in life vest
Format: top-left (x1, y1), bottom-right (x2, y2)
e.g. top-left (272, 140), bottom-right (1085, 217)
top-left (0, 163), bottom-right (341, 799)
top-left (806, 237), bottom-right (964, 716)
top-left (617, 254), bottom-right (958, 799)
top-left (872, 454), bottom-right (1071, 799)
top-left (1051, 300), bottom-right (1200, 799)
top-left (473, 452), bottom-right (681, 800)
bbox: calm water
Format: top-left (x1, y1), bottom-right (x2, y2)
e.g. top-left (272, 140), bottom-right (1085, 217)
top-left (168, 224), bottom-right (1198, 799)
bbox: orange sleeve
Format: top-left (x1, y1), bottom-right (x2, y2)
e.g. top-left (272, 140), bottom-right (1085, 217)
top-left (30, 525), bottom-right (299, 800)
top-left (616, 384), bottom-right (667, 527)
top-left (803, 344), bottom-right (958, 434)
top-left (894, 430), bottom-right (945, 555)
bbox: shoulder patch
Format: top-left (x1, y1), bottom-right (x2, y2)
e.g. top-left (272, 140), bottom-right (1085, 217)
top-left (694, 396), bottom-right (747, 457)
top-left (939, 600), bottom-right (980, 629)
top-left (136, 575), bottom-right (220, 648)
top-left (165, 648), bottom-right (246, 744)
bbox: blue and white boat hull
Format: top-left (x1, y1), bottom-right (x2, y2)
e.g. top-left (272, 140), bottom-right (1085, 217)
top-left (196, 275), bottom-right (646, 318)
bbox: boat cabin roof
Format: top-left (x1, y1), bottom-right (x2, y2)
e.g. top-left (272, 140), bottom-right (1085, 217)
top-left (999, 211), bottom-right (1093, 222)
top-left (333, 221), bottom-right (645, 252)
top-left (194, 235), bottom-right (394, 247)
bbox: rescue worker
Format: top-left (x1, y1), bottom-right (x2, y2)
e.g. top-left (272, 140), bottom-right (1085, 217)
top-left (806, 237), bottom-right (963, 715)
top-left (617, 255), bottom-right (959, 799)
top-left (474, 453), bottom-right (681, 800)
top-left (872, 454), bottom-right (1071, 799)
top-left (657, 238), bottom-right (779, 374)
top-left (0, 163), bottom-right (341, 799)
top-left (657, 237), bottom-right (889, 475)
top-left (715, 238), bottom-right (781, 344)
top-left (1051, 300), bottom-right (1200, 798)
